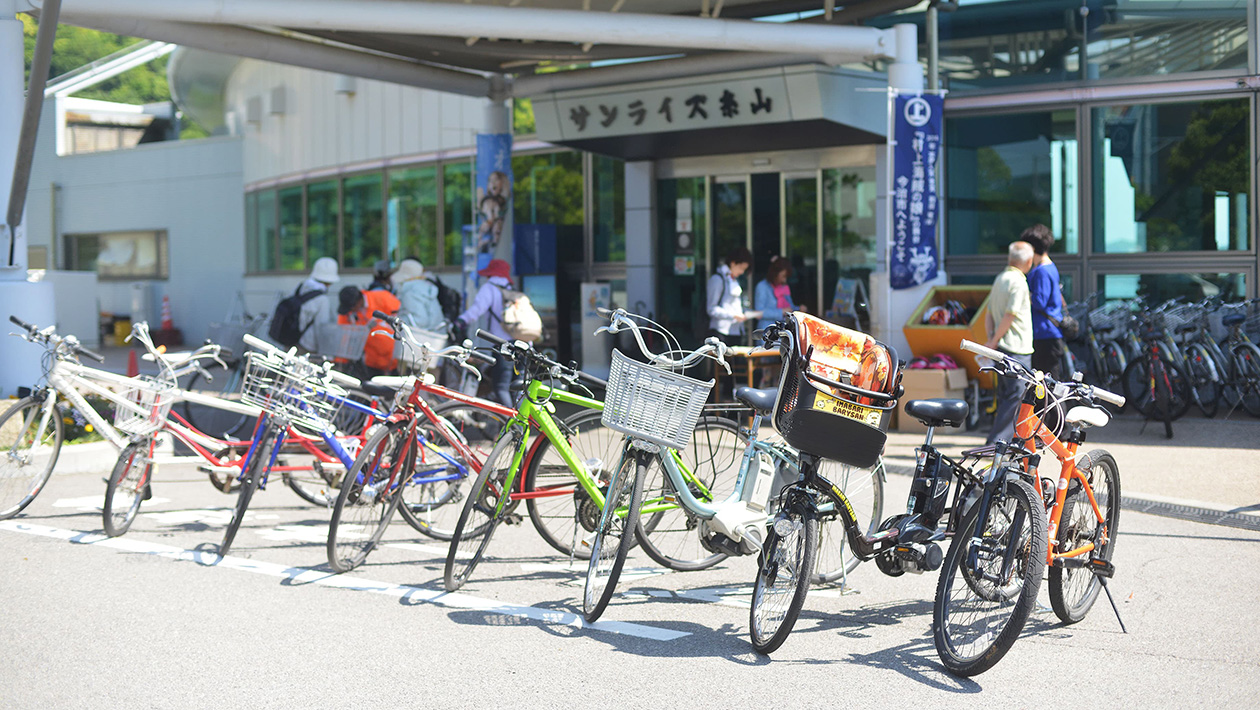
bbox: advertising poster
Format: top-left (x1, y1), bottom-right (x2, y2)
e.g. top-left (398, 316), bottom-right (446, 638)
top-left (889, 93), bottom-right (943, 290)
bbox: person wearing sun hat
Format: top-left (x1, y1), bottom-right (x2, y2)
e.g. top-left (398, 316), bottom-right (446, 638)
top-left (456, 258), bottom-right (515, 405)
top-left (296, 256), bottom-right (339, 352)
top-left (394, 258), bottom-right (444, 332)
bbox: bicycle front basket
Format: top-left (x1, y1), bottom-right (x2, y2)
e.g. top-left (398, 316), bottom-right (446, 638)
top-left (601, 349), bottom-right (714, 450)
top-left (114, 377), bottom-right (175, 437)
top-left (772, 312), bottom-right (900, 469)
top-left (241, 352), bottom-right (346, 432)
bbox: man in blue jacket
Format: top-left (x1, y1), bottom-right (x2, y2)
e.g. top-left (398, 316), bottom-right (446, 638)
top-left (1020, 224), bottom-right (1065, 379)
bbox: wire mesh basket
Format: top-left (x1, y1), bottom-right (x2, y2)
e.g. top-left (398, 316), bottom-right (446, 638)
top-left (601, 349), bottom-right (714, 450)
top-left (315, 323), bottom-right (370, 360)
top-left (206, 321), bottom-right (251, 358)
top-left (1088, 301), bottom-right (1131, 333)
top-left (395, 326), bottom-right (449, 368)
top-left (240, 352), bottom-right (346, 432)
top-left (114, 377), bottom-right (176, 437)
top-left (1161, 303), bottom-right (1204, 336)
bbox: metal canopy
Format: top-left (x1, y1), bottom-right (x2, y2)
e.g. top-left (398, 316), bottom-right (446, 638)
top-left (34, 0), bottom-right (919, 99)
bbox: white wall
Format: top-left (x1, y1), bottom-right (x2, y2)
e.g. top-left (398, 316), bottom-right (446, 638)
top-left (25, 97), bottom-right (246, 344)
top-left (224, 59), bottom-right (489, 185)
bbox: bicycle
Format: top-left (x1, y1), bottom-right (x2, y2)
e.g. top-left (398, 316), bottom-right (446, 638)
top-left (1214, 300), bottom-right (1260, 417)
top-left (964, 340), bottom-right (1128, 629)
top-left (1121, 306), bottom-right (1192, 438)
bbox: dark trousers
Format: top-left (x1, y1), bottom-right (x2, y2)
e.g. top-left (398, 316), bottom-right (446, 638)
top-left (488, 352), bottom-right (514, 408)
top-left (986, 349), bottom-right (1033, 446)
top-left (1032, 337), bottom-right (1066, 380)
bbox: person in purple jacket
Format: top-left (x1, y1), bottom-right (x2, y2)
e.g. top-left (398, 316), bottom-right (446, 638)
top-left (1020, 224), bottom-right (1066, 379)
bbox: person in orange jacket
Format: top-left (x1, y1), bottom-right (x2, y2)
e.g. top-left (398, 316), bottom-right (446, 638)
top-left (337, 285), bottom-right (401, 376)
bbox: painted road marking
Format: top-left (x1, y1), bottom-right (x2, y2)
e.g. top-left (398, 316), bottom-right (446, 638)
top-left (0, 520), bottom-right (689, 642)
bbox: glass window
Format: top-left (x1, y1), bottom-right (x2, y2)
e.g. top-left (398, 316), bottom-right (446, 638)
top-left (64, 230), bottom-right (168, 280)
top-left (712, 179), bottom-right (748, 266)
top-left (907, 0), bottom-right (1250, 89)
top-left (655, 177), bottom-right (708, 342)
top-left (1092, 98), bottom-right (1250, 254)
top-left (306, 180), bottom-right (338, 265)
top-left (278, 186), bottom-right (304, 272)
top-left (822, 166), bottom-right (879, 311)
top-left (388, 166), bottom-right (439, 266)
top-left (947, 110), bottom-right (1077, 255)
top-left (342, 173), bottom-right (383, 269)
top-left (782, 173), bottom-right (818, 313)
top-left (592, 155), bottom-right (625, 263)
top-left (513, 152), bottom-right (584, 265)
top-left (244, 191), bottom-right (258, 273)
top-left (1097, 272), bottom-right (1246, 304)
top-left (443, 161), bottom-right (474, 267)
top-left (254, 189), bottom-right (277, 272)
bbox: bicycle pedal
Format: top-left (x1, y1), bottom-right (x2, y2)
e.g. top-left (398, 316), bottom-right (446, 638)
top-left (504, 513), bottom-right (523, 526)
top-left (1087, 558), bottom-right (1115, 578)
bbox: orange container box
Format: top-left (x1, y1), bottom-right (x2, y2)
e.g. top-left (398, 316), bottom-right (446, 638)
top-left (902, 285), bottom-right (994, 385)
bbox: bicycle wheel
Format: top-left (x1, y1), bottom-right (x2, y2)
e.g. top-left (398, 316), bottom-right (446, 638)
top-left (933, 476), bottom-right (1047, 677)
top-left (1122, 353), bottom-right (1191, 421)
top-left (1049, 449), bottom-right (1120, 624)
top-left (281, 440), bottom-right (340, 507)
top-left (219, 427), bottom-right (277, 556)
top-left (1184, 343), bottom-right (1220, 418)
top-left (1099, 341), bottom-right (1127, 391)
top-left (103, 439), bottom-right (153, 537)
top-left (1231, 343), bottom-right (1260, 417)
top-left (182, 363), bottom-right (251, 440)
top-left (583, 449), bottom-right (645, 622)
top-left (0, 396), bottom-right (62, 520)
top-left (523, 409), bottom-right (624, 559)
top-left (813, 458), bottom-right (884, 583)
top-left (399, 401), bottom-right (509, 541)
top-left (636, 416), bottom-right (745, 571)
top-left (749, 499), bottom-right (818, 654)
top-left (327, 422), bottom-right (415, 573)
top-left (444, 427), bottom-right (524, 592)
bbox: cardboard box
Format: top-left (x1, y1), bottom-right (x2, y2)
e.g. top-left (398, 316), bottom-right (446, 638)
top-left (896, 368), bottom-right (969, 434)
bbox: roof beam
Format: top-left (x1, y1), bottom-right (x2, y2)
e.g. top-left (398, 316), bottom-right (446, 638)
top-left (45, 0), bottom-right (897, 62)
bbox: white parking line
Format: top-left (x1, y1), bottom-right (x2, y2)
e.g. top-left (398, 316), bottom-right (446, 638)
top-left (0, 520), bottom-right (689, 642)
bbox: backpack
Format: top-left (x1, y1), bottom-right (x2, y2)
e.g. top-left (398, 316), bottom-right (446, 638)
top-left (268, 286), bottom-right (323, 348)
top-left (428, 277), bottom-right (463, 324)
top-left (491, 284), bottom-right (543, 342)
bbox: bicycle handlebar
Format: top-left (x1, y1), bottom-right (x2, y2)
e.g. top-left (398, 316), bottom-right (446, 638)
top-left (594, 307), bottom-right (732, 374)
top-left (474, 328), bottom-right (607, 389)
top-left (9, 314), bottom-right (34, 333)
top-left (10, 314), bottom-right (105, 362)
top-left (961, 339), bottom-right (1125, 408)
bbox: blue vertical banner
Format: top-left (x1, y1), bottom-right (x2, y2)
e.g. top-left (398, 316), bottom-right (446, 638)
top-left (889, 93), bottom-right (943, 290)
top-left (475, 133), bottom-right (513, 264)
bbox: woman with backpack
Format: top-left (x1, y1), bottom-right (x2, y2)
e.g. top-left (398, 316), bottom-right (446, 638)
top-left (394, 258), bottom-right (445, 334)
top-left (455, 258), bottom-right (515, 407)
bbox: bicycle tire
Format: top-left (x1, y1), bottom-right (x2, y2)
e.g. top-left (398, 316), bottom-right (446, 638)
top-left (812, 458), bottom-right (884, 583)
top-left (1100, 341), bottom-right (1127, 390)
top-left (281, 439), bottom-right (341, 507)
top-left (444, 427), bottom-right (523, 592)
top-left (1231, 343), bottom-right (1260, 418)
top-left (399, 401), bottom-right (509, 540)
top-left (523, 409), bottom-right (625, 559)
top-left (1184, 342), bottom-right (1220, 418)
top-left (582, 449), bottom-right (646, 622)
top-left (1122, 353), bottom-right (1190, 421)
top-left (219, 427), bottom-right (276, 556)
top-left (182, 363), bottom-right (251, 440)
top-left (326, 422), bottom-right (415, 573)
top-left (103, 439), bottom-right (153, 537)
top-left (749, 499), bottom-right (818, 654)
top-left (0, 396), bottom-right (63, 520)
top-left (933, 476), bottom-right (1047, 677)
top-left (1049, 449), bottom-right (1120, 624)
top-left (635, 416), bottom-right (746, 572)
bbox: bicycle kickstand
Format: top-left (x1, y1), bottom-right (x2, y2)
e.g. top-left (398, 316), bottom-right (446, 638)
top-left (1099, 577), bottom-right (1128, 634)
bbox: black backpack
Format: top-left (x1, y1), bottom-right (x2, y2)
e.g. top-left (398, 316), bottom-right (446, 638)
top-left (268, 285), bottom-right (323, 348)
top-left (428, 277), bottom-right (463, 324)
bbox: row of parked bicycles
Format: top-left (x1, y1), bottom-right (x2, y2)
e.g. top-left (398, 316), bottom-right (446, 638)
top-left (0, 307), bottom-right (1125, 677)
top-left (1065, 294), bottom-right (1260, 437)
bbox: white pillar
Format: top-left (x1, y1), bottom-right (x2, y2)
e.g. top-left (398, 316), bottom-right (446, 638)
top-left (624, 160), bottom-right (655, 318)
top-left (0, 4), bottom-right (55, 396)
top-left (873, 23), bottom-right (944, 361)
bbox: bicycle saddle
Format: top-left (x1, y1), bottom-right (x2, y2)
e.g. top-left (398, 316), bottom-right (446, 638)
top-left (904, 398), bottom-right (968, 428)
top-left (734, 386), bottom-right (778, 413)
top-left (1141, 328), bottom-right (1165, 340)
top-left (1064, 405), bottom-right (1109, 428)
top-left (1222, 313), bottom-right (1246, 327)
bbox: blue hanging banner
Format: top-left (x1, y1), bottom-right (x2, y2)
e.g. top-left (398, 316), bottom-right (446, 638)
top-left (467, 133), bottom-right (513, 303)
top-left (889, 93), bottom-right (943, 290)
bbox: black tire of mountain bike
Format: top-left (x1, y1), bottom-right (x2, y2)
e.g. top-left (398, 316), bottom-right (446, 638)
top-left (1048, 449), bottom-right (1121, 624)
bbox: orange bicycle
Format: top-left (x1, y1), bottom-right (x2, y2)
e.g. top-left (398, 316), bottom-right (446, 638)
top-left (961, 340), bottom-right (1127, 627)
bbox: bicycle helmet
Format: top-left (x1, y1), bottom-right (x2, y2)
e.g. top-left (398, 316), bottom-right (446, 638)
top-left (923, 306), bottom-right (950, 325)
top-left (928, 353), bottom-right (960, 370)
top-left (907, 356), bottom-right (932, 369)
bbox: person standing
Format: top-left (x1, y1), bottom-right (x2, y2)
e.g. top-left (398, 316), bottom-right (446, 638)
top-left (336, 285), bottom-right (401, 377)
top-left (706, 247), bottom-right (754, 347)
top-left (984, 241), bottom-right (1036, 446)
top-left (367, 260), bottom-right (395, 294)
top-left (297, 256), bottom-right (339, 353)
top-left (754, 256), bottom-right (800, 387)
top-left (455, 258), bottom-right (515, 407)
top-left (1020, 224), bottom-right (1065, 379)
top-left (393, 258), bottom-right (445, 333)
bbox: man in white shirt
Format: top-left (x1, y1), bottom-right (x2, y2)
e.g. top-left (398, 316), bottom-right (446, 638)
top-left (984, 241), bottom-right (1035, 445)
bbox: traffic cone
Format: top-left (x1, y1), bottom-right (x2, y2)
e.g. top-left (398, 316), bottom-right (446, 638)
top-left (126, 349), bottom-right (139, 377)
top-left (160, 295), bottom-right (174, 331)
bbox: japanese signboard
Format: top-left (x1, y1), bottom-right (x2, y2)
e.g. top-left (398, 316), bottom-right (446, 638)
top-left (888, 93), bottom-right (943, 290)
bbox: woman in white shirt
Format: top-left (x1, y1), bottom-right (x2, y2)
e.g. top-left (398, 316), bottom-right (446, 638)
top-left (706, 247), bottom-right (753, 347)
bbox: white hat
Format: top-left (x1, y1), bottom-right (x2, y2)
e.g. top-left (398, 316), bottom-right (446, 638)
top-left (393, 258), bottom-right (425, 283)
top-left (310, 257), bottom-right (339, 284)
